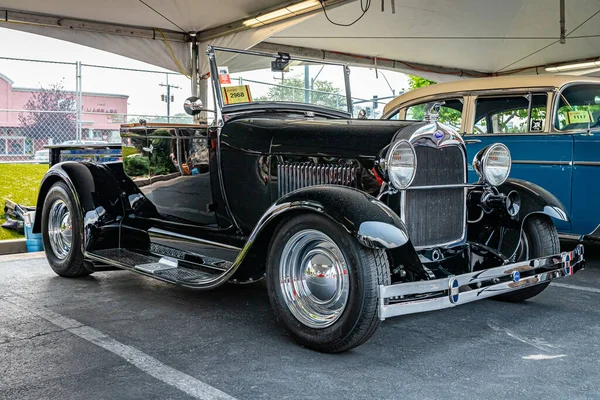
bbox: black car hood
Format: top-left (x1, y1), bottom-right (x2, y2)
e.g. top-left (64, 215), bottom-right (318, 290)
top-left (220, 117), bottom-right (418, 159)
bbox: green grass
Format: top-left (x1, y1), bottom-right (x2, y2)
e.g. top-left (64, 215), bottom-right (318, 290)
top-left (0, 164), bottom-right (48, 240)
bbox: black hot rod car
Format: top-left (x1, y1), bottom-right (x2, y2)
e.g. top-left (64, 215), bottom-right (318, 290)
top-left (33, 47), bottom-right (584, 353)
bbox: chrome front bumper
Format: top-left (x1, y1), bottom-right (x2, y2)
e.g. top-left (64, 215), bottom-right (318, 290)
top-left (378, 244), bottom-right (585, 320)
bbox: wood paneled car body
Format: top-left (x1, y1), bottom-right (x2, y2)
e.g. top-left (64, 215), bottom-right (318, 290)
top-left (33, 47), bottom-right (584, 352)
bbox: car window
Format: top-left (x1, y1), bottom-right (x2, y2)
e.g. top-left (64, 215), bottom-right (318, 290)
top-left (473, 93), bottom-right (547, 134)
top-left (404, 99), bottom-right (463, 130)
top-left (556, 84), bottom-right (600, 131)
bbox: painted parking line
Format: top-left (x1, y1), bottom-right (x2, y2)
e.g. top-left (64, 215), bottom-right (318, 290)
top-left (3, 293), bottom-right (236, 400)
top-left (552, 282), bottom-right (600, 294)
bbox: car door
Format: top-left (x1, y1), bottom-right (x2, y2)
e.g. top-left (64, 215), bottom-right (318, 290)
top-left (555, 83), bottom-right (600, 237)
top-left (464, 91), bottom-right (573, 233)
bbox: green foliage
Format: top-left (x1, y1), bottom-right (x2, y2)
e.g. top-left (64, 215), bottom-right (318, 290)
top-left (255, 76), bottom-right (345, 109)
top-left (0, 164), bottom-right (48, 240)
top-left (408, 75), bottom-right (435, 90)
top-left (406, 75), bottom-right (461, 129)
top-left (123, 154), bottom-right (149, 177)
top-left (149, 129), bottom-right (178, 176)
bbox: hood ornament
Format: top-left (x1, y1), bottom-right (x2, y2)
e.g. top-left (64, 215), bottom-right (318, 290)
top-left (424, 101), bottom-right (444, 123)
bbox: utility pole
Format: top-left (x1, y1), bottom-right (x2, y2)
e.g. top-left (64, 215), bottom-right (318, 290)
top-left (160, 74), bottom-right (180, 123)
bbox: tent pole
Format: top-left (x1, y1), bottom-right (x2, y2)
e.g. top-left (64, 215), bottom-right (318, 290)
top-left (191, 37), bottom-right (199, 97)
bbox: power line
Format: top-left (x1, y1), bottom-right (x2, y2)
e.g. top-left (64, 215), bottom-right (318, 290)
top-left (320, 0), bottom-right (371, 27)
top-left (138, 0), bottom-right (188, 34)
top-left (496, 7), bottom-right (600, 72)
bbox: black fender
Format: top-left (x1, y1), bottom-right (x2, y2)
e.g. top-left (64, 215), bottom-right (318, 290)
top-left (230, 185), bottom-right (413, 282)
top-left (269, 185), bottom-right (410, 249)
top-left (32, 162), bottom-right (124, 251)
top-left (469, 178), bottom-right (568, 261)
top-left (499, 178), bottom-right (568, 223)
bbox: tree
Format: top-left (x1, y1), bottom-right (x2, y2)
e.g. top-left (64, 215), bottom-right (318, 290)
top-left (405, 75), bottom-right (461, 128)
top-left (19, 82), bottom-right (76, 141)
top-left (255, 76), bottom-right (345, 109)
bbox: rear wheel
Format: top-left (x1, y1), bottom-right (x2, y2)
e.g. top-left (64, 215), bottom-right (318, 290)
top-left (41, 181), bottom-right (90, 278)
top-left (266, 214), bottom-right (390, 353)
top-left (494, 214), bottom-right (558, 302)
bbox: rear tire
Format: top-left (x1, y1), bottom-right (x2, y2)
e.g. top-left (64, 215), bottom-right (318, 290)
top-left (41, 181), bottom-right (90, 278)
top-left (494, 214), bottom-right (558, 302)
top-left (266, 214), bottom-right (390, 353)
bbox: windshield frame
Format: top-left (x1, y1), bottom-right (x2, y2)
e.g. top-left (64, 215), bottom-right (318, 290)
top-left (207, 46), bottom-right (353, 117)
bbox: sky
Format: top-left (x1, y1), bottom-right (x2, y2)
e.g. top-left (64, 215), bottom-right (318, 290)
top-left (0, 27), bottom-right (410, 117)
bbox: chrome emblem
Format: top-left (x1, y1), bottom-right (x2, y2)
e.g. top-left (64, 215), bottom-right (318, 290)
top-left (511, 271), bottom-right (521, 282)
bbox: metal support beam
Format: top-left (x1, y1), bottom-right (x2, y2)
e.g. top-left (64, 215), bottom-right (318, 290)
top-left (253, 42), bottom-right (488, 79)
top-left (0, 8), bottom-right (189, 42)
top-left (559, 0), bottom-right (566, 44)
top-left (196, 0), bottom-right (349, 42)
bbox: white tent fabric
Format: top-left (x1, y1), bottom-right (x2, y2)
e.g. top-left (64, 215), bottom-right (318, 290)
top-left (267, 0), bottom-right (600, 77)
top-left (3, 23), bottom-right (193, 74)
top-left (0, 0), bottom-right (296, 73)
top-left (1, 0), bottom-right (599, 79)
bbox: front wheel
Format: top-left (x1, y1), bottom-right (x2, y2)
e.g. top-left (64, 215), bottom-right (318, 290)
top-left (266, 214), bottom-right (390, 353)
top-left (41, 181), bottom-right (90, 278)
top-left (493, 214), bottom-right (559, 302)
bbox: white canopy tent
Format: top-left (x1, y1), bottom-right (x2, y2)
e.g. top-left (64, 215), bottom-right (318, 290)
top-left (1, 0), bottom-right (599, 89)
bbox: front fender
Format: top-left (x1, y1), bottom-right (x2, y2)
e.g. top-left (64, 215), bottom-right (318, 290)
top-left (271, 185), bottom-right (410, 249)
top-left (32, 162), bottom-right (124, 250)
top-left (499, 178), bottom-right (569, 222)
top-left (469, 178), bottom-right (568, 261)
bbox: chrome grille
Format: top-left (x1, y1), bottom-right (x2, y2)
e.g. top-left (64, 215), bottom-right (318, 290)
top-left (277, 163), bottom-right (359, 197)
top-left (403, 145), bottom-right (466, 248)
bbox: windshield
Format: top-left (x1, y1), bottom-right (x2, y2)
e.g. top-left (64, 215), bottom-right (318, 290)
top-left (556, 84), bottom-right (600, 130)
top-left (212, 48), bottom-right (349, 113)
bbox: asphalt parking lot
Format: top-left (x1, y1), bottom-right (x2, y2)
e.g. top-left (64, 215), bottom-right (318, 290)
top-left (1, 243), bottom-right (599, 400)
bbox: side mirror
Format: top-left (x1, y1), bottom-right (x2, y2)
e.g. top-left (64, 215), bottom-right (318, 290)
top-left (183, 97), bottom-right (204, 115)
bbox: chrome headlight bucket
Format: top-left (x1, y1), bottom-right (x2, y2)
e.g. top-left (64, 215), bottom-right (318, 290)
top-left (473, 143), bottom-right (511, 186)
top-left (387, 140), bottom-right (417, 190)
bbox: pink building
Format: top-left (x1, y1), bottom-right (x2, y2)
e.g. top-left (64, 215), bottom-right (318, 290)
top-left (0, 72), bottom-right (128, 158)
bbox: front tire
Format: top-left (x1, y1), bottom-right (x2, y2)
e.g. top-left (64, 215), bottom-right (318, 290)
top-left (41, 181), bottom-right (90, 278)
top-left (266, 214), bottom-right (390, 353)
top-left (494, 214), bottom-right (559, 302)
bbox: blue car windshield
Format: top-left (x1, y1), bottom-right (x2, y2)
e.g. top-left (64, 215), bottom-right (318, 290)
top-left (556, 84), bottom-right (600, 130)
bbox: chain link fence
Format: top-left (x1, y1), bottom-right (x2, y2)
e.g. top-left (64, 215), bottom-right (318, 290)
top-left (0, 56), bottom-right (404, 163)
top-left (0, 56), bottom-right (192, 163)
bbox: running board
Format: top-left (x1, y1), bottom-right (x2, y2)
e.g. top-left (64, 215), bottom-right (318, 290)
top-left (85, 248), bottom-right (238, 289)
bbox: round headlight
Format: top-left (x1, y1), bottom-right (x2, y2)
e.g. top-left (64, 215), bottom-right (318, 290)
top-left (387, 140), bottom-right (417, 189)
top-left (473, 143), bottom-right (511, 186)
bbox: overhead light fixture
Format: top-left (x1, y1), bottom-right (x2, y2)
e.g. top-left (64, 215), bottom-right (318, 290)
top-left (243, 0), bottom-right (322, 28)
top-left (545, 60), bottom-right (600, 73)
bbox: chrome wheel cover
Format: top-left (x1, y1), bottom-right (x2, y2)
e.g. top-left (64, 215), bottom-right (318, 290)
top-left (47, 199), bottom-right (72, 260)
top-left (279, 229), bottom-right (350, 329)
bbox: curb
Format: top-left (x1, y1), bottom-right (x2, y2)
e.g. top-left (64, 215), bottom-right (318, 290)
top-left (0, 239), bottom-right (27, 255)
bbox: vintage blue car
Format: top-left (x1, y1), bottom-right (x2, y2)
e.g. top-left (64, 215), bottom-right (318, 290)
top-left (383, 75), bottom-right (600, 240)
